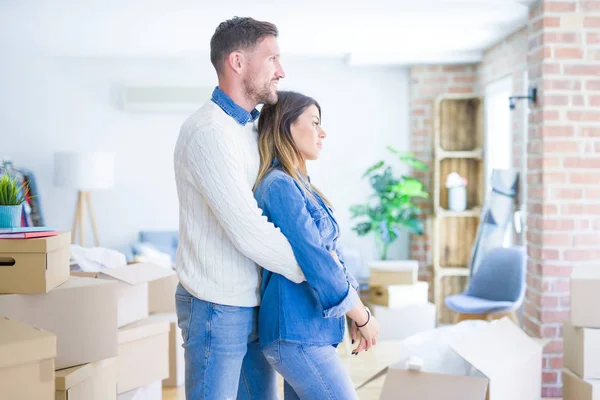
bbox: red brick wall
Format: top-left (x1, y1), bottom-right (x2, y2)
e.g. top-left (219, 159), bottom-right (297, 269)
top-left (409, 65), bottom-right (477, 283)
top-left (409, 2), bottom-right (599, 396)
top-left (526, 1), bottom-right (600, 397)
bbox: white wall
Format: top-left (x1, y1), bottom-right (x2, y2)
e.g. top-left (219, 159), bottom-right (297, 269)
top-left (0, 53), bottom-right (409, 275)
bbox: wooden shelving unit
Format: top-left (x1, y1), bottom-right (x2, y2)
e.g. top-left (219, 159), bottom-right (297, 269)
top-left (432, 94), bottom-right (485, 324)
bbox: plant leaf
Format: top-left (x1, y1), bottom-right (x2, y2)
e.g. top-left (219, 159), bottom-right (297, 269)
top-left (0, 173), bottom-right (27, 206)
top-left (362, 160), bottom-right (385, 178)
top-left (349, 204), bottom-right (369, 218)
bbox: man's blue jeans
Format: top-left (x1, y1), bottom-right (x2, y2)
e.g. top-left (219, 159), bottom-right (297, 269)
top-left (175, 284), bottom-right (278, 400)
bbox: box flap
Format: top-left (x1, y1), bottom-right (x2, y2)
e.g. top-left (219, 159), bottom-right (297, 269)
top-left (55, 357), bottom-right (116, 390)
top-left (0, 232), bottom-right (70, 253)
top-left (70, 271), bottom-right (101, 279)
top-left (449, 318), bottom-right (543, 382)
top-left (148, 312), bottom-right (178, 324)
top-left (563, 367), bottom-right (600, 396)
top-left (355, 366), bottom-right (389, 390)
top-left (369, 260), bottom-right (418, 272)
top-left (118, 318), bottom-right (170, 345)
top-left (571, 266), bottom-right (600, 281)
top-left (55, 275), bottom-right (118, 291)
top-left (101, 263), bottom-right (174, 286)
top-left (0, 316), bottom-right (57, 369)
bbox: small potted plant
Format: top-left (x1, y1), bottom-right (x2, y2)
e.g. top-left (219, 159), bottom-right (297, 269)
top-left (350, 147), bottom-right (429, 262)
top-left (0, 173), bottom-right (28, 228)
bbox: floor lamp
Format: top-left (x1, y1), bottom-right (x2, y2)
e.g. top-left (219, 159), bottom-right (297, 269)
top-left (54, 152), bottom-right (115, 247)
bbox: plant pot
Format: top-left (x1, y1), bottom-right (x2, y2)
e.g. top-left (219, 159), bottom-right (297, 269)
top-left (448, 186), bottom-right (467, 211)
top-left (0, 205), bottom-right (22, 228)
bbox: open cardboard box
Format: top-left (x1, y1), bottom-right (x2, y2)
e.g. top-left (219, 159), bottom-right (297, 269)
top-left (357, 318), bottom-right (546, 400)
top-left (73, 262), bottom-right (174, 327)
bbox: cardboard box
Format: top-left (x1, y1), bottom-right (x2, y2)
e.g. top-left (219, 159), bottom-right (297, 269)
top-left (150, 313), bottom-right (184, 387)
top-left (0, 317), bottom-right (56, 400)
top-left (369, 302), bottom-right (436, 341)
top-left (369, 281), bottom-right (429, 307)
top-left (0, 276), bottom-right (118, 369)
top-left (571, 266), bottom-right (600, 328)
top-left (118, 318), bottom-right (170, 394)
top-left (149, 271), bottom-right (178, 314)
top-left (359, 318), bottom-right (544, 400)
top-left (369, 260), bottom-right (418, 287)
top-left (117, 380), bottom-right (162, 400)
top-left (73, 263), bottom-right (174, 327)
top-left (564, 321), bottom-right (600, 380)
top-left (55, 357), bottom-right (117, 400)
top-left (563, 368), bottom-right (600, 400)
top-left (0, 231), bottom-right (70, 294)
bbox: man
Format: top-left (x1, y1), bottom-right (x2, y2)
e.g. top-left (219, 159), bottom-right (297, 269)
top-left (173, 17), bottom-right (305, 399)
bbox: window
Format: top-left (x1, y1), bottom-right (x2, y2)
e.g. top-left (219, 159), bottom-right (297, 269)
top-left (484, 76), bottom-right (513, 192)
top-left (518, 71), bottom-right (529, 246)
top-left (484, 76), bottom-right (514, 246)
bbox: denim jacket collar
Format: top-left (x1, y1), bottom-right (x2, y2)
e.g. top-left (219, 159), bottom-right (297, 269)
top-left (271, 158), bottom-right (311, 187)
top-left (211, 87), bottom-right (260, 126)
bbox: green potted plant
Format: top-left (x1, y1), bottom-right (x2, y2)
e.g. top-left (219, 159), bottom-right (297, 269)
top-left (0, 173), bottom-right (28, 228)
top-left (350, 147), bottom-right (429, 262)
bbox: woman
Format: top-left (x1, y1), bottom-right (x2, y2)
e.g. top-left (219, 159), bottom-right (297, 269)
top-left (253, 91), bottom-right (380, 399)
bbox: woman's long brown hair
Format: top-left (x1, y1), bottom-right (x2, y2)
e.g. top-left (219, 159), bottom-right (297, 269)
top-left (254, 91), bottom-right (331, 207)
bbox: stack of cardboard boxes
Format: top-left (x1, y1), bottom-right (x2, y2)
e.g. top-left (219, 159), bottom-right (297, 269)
top-left (562, 267), bottom-right (600, 399)
top-left (366, 260), bottom-right (436, 340)
top-left (0, 231), bottom-right (178, 399)
top-left (147, 272), bottom-right (184, 388)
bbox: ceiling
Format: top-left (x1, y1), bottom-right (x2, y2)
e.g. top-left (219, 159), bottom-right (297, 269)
top-left (0, 0), bottom-right (534, 65)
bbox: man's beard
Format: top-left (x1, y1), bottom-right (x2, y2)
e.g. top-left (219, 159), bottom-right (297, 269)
top-left (244, 75), bottom-right (278, 106)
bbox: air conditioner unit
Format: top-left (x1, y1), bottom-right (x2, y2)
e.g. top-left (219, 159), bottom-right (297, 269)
top-left (119, 86), bottom-right (214, 113)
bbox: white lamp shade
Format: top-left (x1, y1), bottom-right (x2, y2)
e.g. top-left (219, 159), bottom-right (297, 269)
top-left (54, 152), bottom-right (116, 190)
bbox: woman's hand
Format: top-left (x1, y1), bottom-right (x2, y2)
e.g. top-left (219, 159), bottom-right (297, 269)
top-left (351, 311), bottom-right (380, 355)
top-left (330, 250), bottom-right (380, 354)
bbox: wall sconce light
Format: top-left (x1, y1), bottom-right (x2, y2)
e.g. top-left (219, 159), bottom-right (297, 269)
top-left (509, 87), bottom-right (537, 110)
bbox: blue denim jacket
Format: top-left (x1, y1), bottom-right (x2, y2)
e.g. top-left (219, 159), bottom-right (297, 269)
top-left (254, 168), bottom-right (360, 348)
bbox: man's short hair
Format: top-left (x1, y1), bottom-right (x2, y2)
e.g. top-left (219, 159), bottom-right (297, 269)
top-left (210, 17), bottom-right (279, 76)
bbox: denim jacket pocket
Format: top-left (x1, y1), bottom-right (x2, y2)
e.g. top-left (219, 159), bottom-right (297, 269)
top-left (307, 205), bottom-right (334, 240)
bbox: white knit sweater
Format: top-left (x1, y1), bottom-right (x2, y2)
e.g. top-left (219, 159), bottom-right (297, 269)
top-left (173, 101), bottom-right (305, 307)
